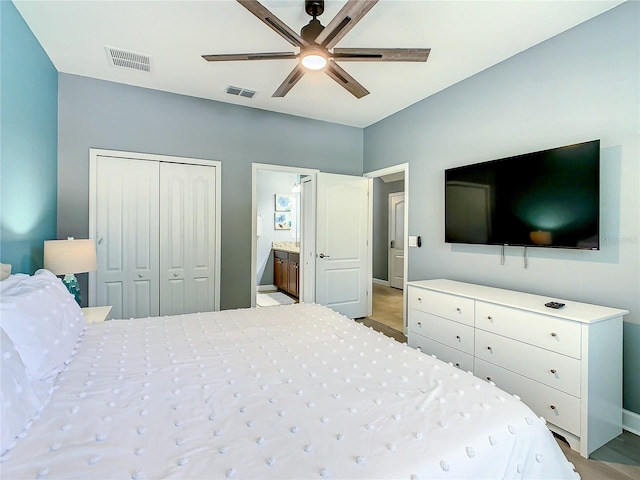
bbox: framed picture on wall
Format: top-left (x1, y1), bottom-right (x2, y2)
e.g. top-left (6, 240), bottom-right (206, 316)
top-left (275, 194), bottom-right (291, 212)
top-left (275, 212), bottom-right (291, 230)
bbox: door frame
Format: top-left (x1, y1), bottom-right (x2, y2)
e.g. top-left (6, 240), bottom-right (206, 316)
top-left (250, 163), bottom-right (319, 308)
top-left (364, 163), bottom-right (409, 333)
top-left (88, 148), bottom-right (222, 311)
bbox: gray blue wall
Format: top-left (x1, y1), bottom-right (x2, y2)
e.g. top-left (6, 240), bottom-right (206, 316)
top-left (364, 3), bottom-right (639, 413)
top-left (57, 74), bottom-right (362, 310)
top-left (0, 0), bottom-right (58, 273)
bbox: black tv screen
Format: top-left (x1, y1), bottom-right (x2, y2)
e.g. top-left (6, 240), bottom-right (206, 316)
top-left (445, 140), bottom-right (600, 250)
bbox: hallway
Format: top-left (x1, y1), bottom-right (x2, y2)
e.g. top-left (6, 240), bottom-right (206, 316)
top-left (357, 283), bottom-right (405, 342)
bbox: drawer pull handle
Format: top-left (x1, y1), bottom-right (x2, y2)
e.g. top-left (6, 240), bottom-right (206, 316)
top-left (456, 335), bottom-right (461, 340)
top-left (550, 369), bottom-right (557, 374)
top-left (486, 376), bottom-right (492, 381)
top-left (551, 332), bottom-right (558, 337)
top-left (487, 346), bottom-right (492, 351)
top-left (454, 363), bottom-right (460, 367)
top-left (487, 315), bottom-right (493, 320)
top-left (418, 297), bottom-right (422, 302)
top-left (417, 322), bottom-right (422, 327)
top-left (456, 308), bottom-right (461, 312)
top-left (550, 405), bottom-right (557, 410)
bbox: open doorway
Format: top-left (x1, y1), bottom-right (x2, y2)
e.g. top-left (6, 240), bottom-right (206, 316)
top-left (364, 164), bottom-right (408, 337)
top-left (250, 164), bottom-right (318, 308)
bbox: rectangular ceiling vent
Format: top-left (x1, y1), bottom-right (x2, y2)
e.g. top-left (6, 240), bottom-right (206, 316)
top-left (226, 86), bottom-right (256, 99)
top-left (105, 46), bottom-right (152, 72)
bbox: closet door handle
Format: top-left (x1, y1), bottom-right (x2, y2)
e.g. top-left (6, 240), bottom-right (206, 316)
top-left (318, 253), bottom-right (330, 258)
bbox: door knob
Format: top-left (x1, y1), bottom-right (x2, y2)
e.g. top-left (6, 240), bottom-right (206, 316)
top-left (318, 253), bottom-right (330, 258)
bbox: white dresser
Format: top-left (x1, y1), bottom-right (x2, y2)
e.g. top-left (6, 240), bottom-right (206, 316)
top-left (407, 279), bottom-right (627, 458)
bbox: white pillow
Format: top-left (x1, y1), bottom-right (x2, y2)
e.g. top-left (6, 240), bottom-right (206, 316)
top-left (0, 264), bottom-right (10, 281)
top-left (0, 269), bottom-right (86, 380)
top-left (0, 328), bottom-right (48, 455)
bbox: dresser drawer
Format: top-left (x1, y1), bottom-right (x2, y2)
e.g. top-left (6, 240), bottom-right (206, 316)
top-left (475, 330), bottom-right (581, 397)
top-left (475, 359), bottom-right (581, 436)
top-left (409, 334), bottom-right (474, 371)
top-left (408, 287), bottom-right (474, 326)
top-left (476, 301), bottom-right (581, 359)
top-left (409, 309), bottom-right (474, 355)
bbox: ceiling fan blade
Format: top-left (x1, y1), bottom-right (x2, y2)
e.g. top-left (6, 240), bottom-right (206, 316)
top-left (237, 0), bottom-right (308, 48)
top-left (202, 52), bottom-right (297, 62)
top-left (273, 64), bottom-right (306, 97)
top-left (325, 61), bottom-right (369, 99)
top-left (314, 0), bottom-right (379, 50)
top-left (333, 48), bottom-right (430, 62)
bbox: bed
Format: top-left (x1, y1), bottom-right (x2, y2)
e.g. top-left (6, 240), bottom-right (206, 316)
top-left (1, 269), bottom-right (579, 479)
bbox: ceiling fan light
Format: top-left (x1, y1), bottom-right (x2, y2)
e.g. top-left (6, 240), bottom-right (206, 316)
top-left (301, 52), bottom-right (327, 70)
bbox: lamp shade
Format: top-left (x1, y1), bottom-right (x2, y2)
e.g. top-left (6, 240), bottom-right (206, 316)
top-left (44, 238), bottom-right (97, 275)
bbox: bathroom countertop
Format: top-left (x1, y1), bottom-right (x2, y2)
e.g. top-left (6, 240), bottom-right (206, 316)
top-left (272, 241), bottom-right (300, 254)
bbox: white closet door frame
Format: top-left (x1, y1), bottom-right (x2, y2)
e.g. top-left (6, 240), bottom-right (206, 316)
top-left (89, 148), bottom-right (222, 312)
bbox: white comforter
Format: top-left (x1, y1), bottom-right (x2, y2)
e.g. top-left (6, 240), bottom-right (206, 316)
top-left (1, 303), bottom-right (578, 479)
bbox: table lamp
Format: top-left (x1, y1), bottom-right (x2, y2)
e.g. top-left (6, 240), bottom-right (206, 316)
top-left (44, 237), bottom-right (97, 305)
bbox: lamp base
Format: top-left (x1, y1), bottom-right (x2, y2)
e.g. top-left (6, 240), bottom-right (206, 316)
top-left (62, 273), bottom-right (81, 305)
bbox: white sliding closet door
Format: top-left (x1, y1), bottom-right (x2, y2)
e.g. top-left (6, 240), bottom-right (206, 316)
top-left (160, 163), bottom-right (217, 315)
top-left (95, 156), bottom-right (160, 319)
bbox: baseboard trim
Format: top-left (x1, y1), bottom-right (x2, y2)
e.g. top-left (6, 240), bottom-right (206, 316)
top-left (257, 284), bottom-right (277, 292)
top-left (372, 278), bottom-right (390, 287)
top-left (623, 408), bottom-right (640, 436)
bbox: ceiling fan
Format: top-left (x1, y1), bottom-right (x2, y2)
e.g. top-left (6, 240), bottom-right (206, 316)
top-left (202, 0), bottom-right (430, 98)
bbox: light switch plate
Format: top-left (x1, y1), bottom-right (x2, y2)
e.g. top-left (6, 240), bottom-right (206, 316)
top-left (409, 235), bottom-right (418, 247)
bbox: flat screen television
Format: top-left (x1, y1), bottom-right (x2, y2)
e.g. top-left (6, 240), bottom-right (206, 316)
top-left (445, 140), bottom-right (600, 250)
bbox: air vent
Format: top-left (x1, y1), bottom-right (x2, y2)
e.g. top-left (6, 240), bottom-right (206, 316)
top-left (226, 86), bottom-right (256, 99)
top-left (105, 46), bottom-right (152, 72)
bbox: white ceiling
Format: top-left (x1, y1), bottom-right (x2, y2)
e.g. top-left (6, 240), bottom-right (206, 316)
top-left (14, 0), bottom-right (623, 128)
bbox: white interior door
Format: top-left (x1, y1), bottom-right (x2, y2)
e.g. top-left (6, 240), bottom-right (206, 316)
top-left (388, 192), bottom-right (405, 289)
top-left (316, 173), bottom-right (370, 318)
top-left (95, 156), bottom-right (160, 319)
top-left (160, 163), bottom-right (217, 316)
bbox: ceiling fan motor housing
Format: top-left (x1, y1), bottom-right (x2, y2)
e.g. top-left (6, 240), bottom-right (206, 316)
top-left (301, 18), bottom-right (324, 43)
